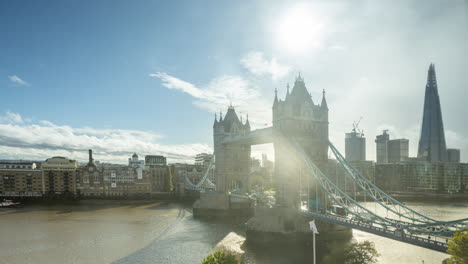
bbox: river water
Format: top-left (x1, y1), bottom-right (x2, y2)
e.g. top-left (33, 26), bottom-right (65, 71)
top-left (0, 200), bottom-right (466, 264)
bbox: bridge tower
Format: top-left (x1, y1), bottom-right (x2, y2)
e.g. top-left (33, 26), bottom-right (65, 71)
top-left (213, 106), bottom-right (251, 193)
top-left (272, 74), bottom-right (329, 208)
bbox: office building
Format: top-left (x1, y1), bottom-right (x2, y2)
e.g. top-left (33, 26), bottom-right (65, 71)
top-left (345, 131), bottom-right (366, 162)
top-left (375, 130), bottom-right (409, 164)
top-left (375, 130), bottom-right (390, 164)
top-left (447, 149), bottom-right (461, 163)
top-left (387, 139), bottom-right (409, 163)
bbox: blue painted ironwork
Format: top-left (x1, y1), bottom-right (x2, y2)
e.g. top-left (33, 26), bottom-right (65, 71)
top-left (302, 210), bottom-right (449, 253)
top-left (184, 155), bottom-right (216, 192)
top-left (328, 140), bottom-right (468, 234)
top-left (289, 137), bottom-right (467, 252)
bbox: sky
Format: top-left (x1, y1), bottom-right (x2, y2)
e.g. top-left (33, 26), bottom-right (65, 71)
top-left (0, 0), bottom-right (467, 164)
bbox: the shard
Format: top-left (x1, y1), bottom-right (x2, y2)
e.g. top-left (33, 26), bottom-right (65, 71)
top-left (417, 63), bottom-right (447, 162)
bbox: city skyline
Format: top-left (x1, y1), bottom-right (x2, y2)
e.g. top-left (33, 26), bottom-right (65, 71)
top-left (1, 0), bottom-right (467, 164)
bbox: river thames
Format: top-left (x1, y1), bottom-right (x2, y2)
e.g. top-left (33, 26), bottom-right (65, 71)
top-left (0, 200), bottom-right (466, 264)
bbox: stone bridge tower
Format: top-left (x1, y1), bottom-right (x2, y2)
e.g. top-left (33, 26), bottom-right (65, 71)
top-left (213, 106), bottom-right (251, 193)
top-left (272, 74), bottom-right (329, 208)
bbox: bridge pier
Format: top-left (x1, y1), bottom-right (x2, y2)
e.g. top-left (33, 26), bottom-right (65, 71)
top-left (246, 206), bottom-right (351, 245)
top-left (192, 192), bottom-right (254, 220)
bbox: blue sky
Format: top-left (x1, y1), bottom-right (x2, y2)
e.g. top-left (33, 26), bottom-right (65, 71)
top-left (1, 0), bottom-right (467, 163)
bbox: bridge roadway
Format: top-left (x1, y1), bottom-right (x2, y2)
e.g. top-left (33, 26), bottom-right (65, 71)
top-left (301, 210), bottom-right (448, 253)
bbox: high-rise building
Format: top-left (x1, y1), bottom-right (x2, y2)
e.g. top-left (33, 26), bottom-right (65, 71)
top-left (375, 130), bottom-right (409, 164)
top-left (375, 130), bottom-right (390, 164)
top-left (417, 64), bottom-right (447, 162)
top-left (387, 139), bottom-right (409, 163)
top-left (345, 130), bottom-right (366, 162)
top-left (447, 149), bottom-right (461, 163)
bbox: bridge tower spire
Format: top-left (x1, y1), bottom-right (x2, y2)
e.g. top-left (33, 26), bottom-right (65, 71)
top-left (321, 89), bottom-right (328, 111)
top-left (273, 88), bottom-right (278, 107)
top-left (245, 114), bottom-right (250, 131)
top-left (213, 113), bottom-right (218, 128)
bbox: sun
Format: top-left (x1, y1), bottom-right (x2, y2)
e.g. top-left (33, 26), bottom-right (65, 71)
top-left (274, 3), bottom-right (324, 54)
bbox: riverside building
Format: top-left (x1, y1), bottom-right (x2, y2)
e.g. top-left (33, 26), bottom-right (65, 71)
top-left (41, 156), bottom-right (80, 196)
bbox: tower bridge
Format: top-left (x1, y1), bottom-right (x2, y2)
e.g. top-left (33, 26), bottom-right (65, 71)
top-left (188, 74), bottom-right (468, 253)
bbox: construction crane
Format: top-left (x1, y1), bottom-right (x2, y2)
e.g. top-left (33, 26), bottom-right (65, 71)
top-left (352, 117), bottom-right (364, 136)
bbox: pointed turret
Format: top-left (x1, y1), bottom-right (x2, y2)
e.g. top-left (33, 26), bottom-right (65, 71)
top-left (219, 111), bottom-right (223, 122)
top-left (417, 63), bottom-right (447, 162)
top-left (245, 114), bottom-right (251, 131)
top-left (213, 113), bottom-right (218, 128)
top-left (223, 106), bottom-right (241, 132)
top-left (321, 89), bottom-right (328, 111)
top-left (273, 88), bottom-right (279, 108)
top-left (285, 83), bottom-right (290, 100)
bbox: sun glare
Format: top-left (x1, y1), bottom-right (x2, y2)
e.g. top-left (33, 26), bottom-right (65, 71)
top-left (275, 3), bottom-right (323, 54)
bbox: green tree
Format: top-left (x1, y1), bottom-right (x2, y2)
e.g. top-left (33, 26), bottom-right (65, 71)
top-left (201, 250), bottom-right (237, 264)
top-left (323, 240), bottom-right (379, 264)
top-left (344, 241), bottom-right (380, 264)
top-left (443, 228), bottom-right (468, 264)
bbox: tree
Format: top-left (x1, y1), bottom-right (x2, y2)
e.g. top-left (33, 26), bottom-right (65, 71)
top-left (323, 240), bottom-right (379, 264)
top-left (344, 241), bottom-right (380, 264)
top-left (443, 228), bottom-right (468, 264)
top-left (201, 250), bottom-right (237, 264)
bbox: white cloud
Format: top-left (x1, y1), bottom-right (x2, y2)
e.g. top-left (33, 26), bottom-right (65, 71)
top-left (0, 111), bottom-right (211, 164)
top-left (149, 72), bottom-right (203, 98)
top-left (151, 51), bottom-right (290, 129)
top-left (150, 72), bottom-right (272, 128)
top-left (240, 51), bottom-right (290, 80)
top-left (8, 75), bottom-right (29, 86)
top-left (0, 111), bottom-right (24, 124)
